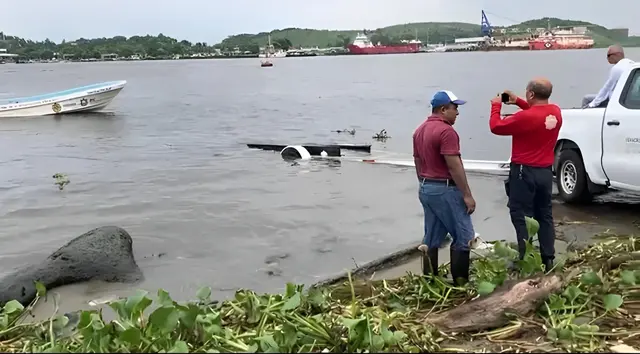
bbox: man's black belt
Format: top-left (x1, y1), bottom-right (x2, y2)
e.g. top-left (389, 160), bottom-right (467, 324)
top-left (420, 178), bottom-right (456, 187)
top-left (510, 163), bottom-right (552, 170)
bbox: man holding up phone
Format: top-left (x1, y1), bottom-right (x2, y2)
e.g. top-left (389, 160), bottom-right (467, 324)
top-left (414, 90), bottom-right (476, 285)
top-left (489, 79), bottom-right (562, 272)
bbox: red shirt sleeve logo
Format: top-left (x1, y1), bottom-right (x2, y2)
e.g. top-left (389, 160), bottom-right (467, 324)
top-left (545, 115), bottom-right (558, 130)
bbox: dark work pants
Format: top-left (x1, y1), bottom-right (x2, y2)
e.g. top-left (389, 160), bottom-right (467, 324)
top-left (504, 163), bottom-right (555, 262)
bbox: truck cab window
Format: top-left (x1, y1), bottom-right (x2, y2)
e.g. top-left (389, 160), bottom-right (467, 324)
top-left (621, 69), bottom-right (640, 109)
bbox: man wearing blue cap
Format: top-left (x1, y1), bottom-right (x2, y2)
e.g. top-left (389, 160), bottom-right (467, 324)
top-left (413, 90), bottom-right (476, 285)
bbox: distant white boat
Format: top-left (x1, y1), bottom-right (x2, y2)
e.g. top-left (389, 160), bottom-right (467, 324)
top-left (260, 35), bottom-right (275, 67)
top-left (259, 51), bottom-right (287, 58)
top-left (424, 45), bottom-right (447, 53)
top-left (259, 34), bottom-right (287, 62)
top-left (0, 80), bottom-right (126, 118)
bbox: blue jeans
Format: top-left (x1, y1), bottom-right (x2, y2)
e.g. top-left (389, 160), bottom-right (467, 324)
top-left (419, 181), bottom-right (475, 251)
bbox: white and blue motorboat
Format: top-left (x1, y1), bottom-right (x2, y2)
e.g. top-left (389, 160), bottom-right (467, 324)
top-left (0, 80), bottom-right (126, 118)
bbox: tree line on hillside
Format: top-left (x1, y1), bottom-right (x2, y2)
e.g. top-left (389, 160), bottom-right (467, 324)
top-left (0, 24), bottom-right (480, 61)
top-left (1, 18), bottom-right (638, 60)
top-left (0, 32), bottom-right (218, 60)
top-left (217, 35), bottom-right (294, 53)
top-left (221, 19), bottom-right (640, 50)
top-left (219, 27), bottom-right (476, 52)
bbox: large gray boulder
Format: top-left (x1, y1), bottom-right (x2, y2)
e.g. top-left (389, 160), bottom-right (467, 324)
top-left (0, 226), bottom-right (143, 306)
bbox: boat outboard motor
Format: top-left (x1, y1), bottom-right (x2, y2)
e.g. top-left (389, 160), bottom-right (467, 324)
top-left (280, 145), bottom-right (311, 161)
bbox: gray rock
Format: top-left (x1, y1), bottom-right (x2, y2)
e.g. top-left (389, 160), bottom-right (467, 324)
top-left (0, 226), bottom-right (143, 307)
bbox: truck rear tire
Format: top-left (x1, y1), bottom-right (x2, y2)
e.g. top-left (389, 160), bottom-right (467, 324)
top-left (556, 149), bottom-right (592, 203)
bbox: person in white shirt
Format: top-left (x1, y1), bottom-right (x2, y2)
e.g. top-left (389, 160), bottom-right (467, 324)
top-left (587, 45), bottom-right (635, 108)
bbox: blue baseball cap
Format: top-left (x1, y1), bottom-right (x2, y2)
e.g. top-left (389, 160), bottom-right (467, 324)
top-left (431, 90), bottom-right (467, 108)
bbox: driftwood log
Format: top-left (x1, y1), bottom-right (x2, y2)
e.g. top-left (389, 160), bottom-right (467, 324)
top-left (603, 252), bottom-right (640, 272)
top-left (426, 274), bottom-right (563, 332)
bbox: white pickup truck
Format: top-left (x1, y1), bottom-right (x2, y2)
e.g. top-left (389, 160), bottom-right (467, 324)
top-left (554, 62), bottom-right (640, 203)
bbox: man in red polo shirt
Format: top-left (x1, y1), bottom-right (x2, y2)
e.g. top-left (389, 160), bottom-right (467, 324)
top-left (413, 90), bottom-right (476, 285)
top-left (489, 78), bottom-right (562, 272)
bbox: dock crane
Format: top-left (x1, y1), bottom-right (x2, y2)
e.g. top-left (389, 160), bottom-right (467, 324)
top-left (481, 10), bottom-right (493, 37)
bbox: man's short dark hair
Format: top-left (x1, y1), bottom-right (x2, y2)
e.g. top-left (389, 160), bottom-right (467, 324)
top-left (527, 81), bottom-right (553, 100)
top-left (431, 103), bottom-right (456, 114)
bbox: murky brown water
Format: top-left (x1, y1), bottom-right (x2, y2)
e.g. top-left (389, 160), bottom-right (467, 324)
top-left (1, 49), bottom-right (639, 316)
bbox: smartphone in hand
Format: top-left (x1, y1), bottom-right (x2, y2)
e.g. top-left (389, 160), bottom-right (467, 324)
top-left (501, 92), bottom-right (510, 104)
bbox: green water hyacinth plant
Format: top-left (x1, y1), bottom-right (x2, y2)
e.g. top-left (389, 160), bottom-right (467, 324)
top-left (0, 220), bottom-right (639, 352)
top-left (52, 173), bottom-right (70, 191)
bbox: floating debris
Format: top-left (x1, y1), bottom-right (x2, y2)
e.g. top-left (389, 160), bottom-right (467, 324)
top-left (87, 295), bottom-right (118, 307)
top-left (331, 128), bottom-right (356, 135)
top-left (52, 173), bottom-right (70, 190)
top-left (373, 129), bottom-right (390, 140)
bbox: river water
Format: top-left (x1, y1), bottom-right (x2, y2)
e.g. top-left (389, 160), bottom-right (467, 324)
top-left (0, 48), bottom-right (638, 311)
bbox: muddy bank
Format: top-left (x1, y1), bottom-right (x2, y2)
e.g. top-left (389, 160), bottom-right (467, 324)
top-left (390, 207), bottom-right (637, 282)
top-left (320, 193), bottom-right (640, 285)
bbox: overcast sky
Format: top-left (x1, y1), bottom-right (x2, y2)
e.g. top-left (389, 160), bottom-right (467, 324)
top-left (4, 0), bottom-right (637, 44)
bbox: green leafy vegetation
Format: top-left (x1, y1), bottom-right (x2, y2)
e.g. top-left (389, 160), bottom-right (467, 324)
top-left (1, 217), bottom-right (639, 352)
top-left (52, 173), bottom-right (70, 191)
top-left (218, 22), bottom-right (481, 51)
top-left (219, 23), bottom-right (482, 52)
top-left (0, 33), bottom-right (217, 60)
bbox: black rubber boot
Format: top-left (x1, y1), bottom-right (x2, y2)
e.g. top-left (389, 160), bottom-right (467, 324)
top-left (450, 249), bottom-right (471, 285)
top-left (422, 247), bottom-right (439, 276)
top-left (542, 257), bottom-right (554, 273)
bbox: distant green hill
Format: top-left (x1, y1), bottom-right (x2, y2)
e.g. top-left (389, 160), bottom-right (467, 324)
top-left (217, 17), bottom-right (640, 50)
top-left (217, 23), bottom-right (483, 51)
